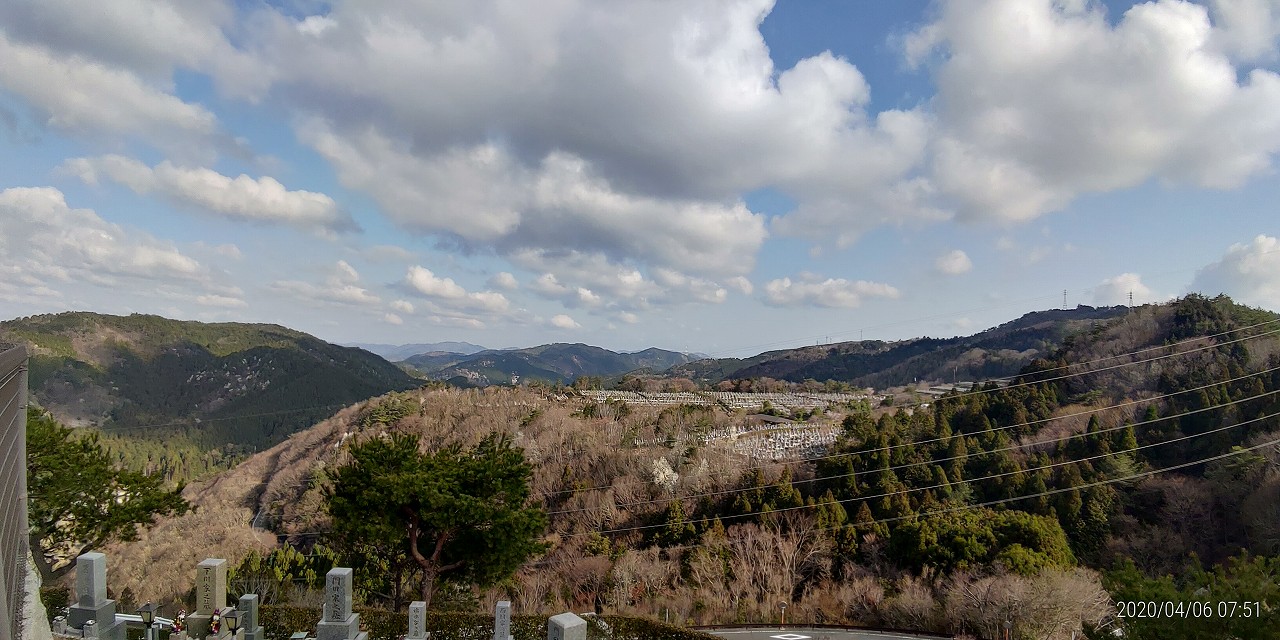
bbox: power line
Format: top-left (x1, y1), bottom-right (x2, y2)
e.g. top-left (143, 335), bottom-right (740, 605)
top-left (278, 386), bottom-right (1280, 543)
top-left (535, 329), bottom-right (1280, 501)
top-left (564, 422), bottom-right (1280, 541)
top-left (544, 375), bottom-right (1280, 516)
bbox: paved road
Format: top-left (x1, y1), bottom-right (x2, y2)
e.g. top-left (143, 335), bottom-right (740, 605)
top-left (705, 626), bottom-right (943, 640)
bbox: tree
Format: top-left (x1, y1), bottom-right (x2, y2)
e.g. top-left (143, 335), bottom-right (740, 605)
top-left (325, 432), bottom-right (548, 609)
top-left (26, 408), bottom-right (190, 580)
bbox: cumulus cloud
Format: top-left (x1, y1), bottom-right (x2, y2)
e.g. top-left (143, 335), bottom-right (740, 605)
top-left (935, 249), bottom-right (973, 275)
top-left (0, 187), bottom-right (205, 288)
top-left (762, 274), bottom-right (900, 308)
top-left (488, 272), bottom-right (520, 290)
top-left (910, 0), bottom-right (1280, 222)
top-left (63, 155), bottom-right (355, 232)
top-left (513, 249), bottom-right (737, 312)
top-left (196, 294), bottom-right (248, 308)
top-left (0, 32), bottom-right (229, 159)
top-left (549, 314), bottom-right (581, 330)
top-left (214, 2), bottom-right (949, 267)
top-left (1093, 273), bottom-right (1156, 306)
top-left (403, 266), bottom-right (510, 314)
top-left (1192, 235), bottom-right (1280, 309)
top-left (383, 313), bottom-right (404, 325)
top-left (271, 260), bottom-right (381, 306)
top-left (390, 299), bottom-right (415, 314)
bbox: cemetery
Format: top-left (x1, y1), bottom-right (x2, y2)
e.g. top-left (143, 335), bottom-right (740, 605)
top-left (49, 553), bottom-right (714, 640)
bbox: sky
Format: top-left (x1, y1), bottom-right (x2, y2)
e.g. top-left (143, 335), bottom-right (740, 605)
top-left (1, 0), bottom-right (1279, 357)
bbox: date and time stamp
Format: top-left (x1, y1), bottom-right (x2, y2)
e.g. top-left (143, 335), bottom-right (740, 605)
top-left (1116, 600), bottom-right (1268, 619)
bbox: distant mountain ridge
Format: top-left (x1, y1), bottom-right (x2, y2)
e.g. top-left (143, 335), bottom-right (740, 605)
top-left (667, 305), bottom-right (1132, 388)
top-left (2, 312), bottom-right (419, 449)
top-left (404, 342), bottom-right (698, 385)
top-left (348, 341), bottom-right (488, 360)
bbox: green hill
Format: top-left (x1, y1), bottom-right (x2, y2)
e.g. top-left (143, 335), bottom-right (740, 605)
top-left (667, 305), bottom-right (1132, 388)
top-left (2, 312), bottom-right (419, 456)
top-left (419, 343), bottom-right (697, 385)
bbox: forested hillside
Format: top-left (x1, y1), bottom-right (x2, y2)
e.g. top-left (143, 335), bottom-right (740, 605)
top-left (5, 312), bottom-right (418, 478)
top-left (98, 296), bottom-right (1280, 639)
top-left (668, 305), bottom-right (1129, 388)
top-left (414, 343), bottom-right (697, 385)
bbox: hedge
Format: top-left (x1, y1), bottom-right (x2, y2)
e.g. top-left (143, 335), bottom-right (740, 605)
top-left (260, 606), bottom-right (716, 640)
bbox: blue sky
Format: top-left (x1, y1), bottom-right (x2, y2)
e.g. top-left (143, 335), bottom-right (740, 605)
top-left (1, 0), bottom-right (1279, 357)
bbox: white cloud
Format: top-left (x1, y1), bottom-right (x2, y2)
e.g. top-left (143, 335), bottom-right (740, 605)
top-left (216, 2), bottom-right (950, 267)
top-left (63, 155), bottom-right (354, 231)
top-left (1093, 273), bottom-right (1156, 306)
top-left (270, 260), bottom-right (381, 306)
top-left (762, 274), bottom-right (901, 309)
top-left (488, 272), bottom-right (519, 290)
top-left (383, 313), bottom-right (404, 325)
top-left (0, 187), bottom-right (205, 287)
top-left (1192, 235), bottom-right (1280, 309)
top-left (195, 294), bottom-right (248, 308)
top-left (910, 0), bottom-right (1280, 222)
top-left (403, 266), bottom-right (510, 314)
top-left (726, 276), bottom-right (754, 295)
top-left (270, 280), bottom-right (381, 306)
top-left (935, 249), bottom-right (973, 275)
top-left (334, 260), bottom-right (360, 283)
top-left (390, 299), bottom-right (415, 314)
top-left (514, 249), bottom-right (736, 312)
top-left (549, 314), bottom-right (581, 330)
top-left (0, 33), bottom-right (222, 157)
top-left (1209, 0), bottom-right (1280, 63)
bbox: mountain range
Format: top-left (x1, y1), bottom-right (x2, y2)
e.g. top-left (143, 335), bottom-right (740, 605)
top-left (347, 341), bottom-right (489, 361)
top-left (666, 305), bottom-right (1132, 388)
top-left (402, 343), bottom-right (699, 385)
top-left (1, 312), bottom-right (418, 450)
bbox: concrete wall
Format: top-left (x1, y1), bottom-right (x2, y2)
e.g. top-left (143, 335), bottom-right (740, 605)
top-left (0, 345), bottom-right (30, 640)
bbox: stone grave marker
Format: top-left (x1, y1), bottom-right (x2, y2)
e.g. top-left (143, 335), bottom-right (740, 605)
top-left (68, 553), bottom-right (125, 640)
top-left (239, 594), bottom-right (265, 640)
top-left (407, 601), bottom-right (428, 640)
top-left (187, 559), bottom-right (227, 639)
top-left (317, 568), bottom-right (367, 640)
top-left (493, 601), bottom-right (512, 640)
top-left (547, 613), bottom-right (586, 640)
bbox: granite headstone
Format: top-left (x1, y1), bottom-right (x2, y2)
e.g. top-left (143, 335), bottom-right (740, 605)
top-left (547, 613), bottom-right (586, 640)
top-left (316, 568), bottom-right (367, 640)
top-left (67, 553), bottom-right (125, 640)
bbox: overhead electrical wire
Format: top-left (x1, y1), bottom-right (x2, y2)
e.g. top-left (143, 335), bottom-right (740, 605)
top-left (535, 331), bottom-right (1280, 501)
top-left (544, 377), bottom-right (1280, 516)
top-left (561, 422), bottom-right (1280, 541)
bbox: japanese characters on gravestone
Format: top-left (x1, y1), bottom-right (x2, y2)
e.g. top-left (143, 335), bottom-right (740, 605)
top-left (547, 613), bottom-right (586, 640)
top-left (406, 601), bottom-right (428, 640)
top-left (68, 553), bottom-right (126, 640)
top-left (187, 559), bottom-right (228, 639)
top-left (239, 594), bottom-right (265, 640)
top-left (493, 601), bottom-right (512, 640)
top-left (317, 568), bottom-right (367, 640)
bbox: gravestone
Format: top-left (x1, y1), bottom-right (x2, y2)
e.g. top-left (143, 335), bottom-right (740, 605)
top-left (317, 568), bottom-right (367, 640)
top-left (493, 601), bottom-right (512, 640)
top-left (67, 553), bottom-right (126, 640)
top-left (239, 594), bottom-right (265, 640)
top-left (187, 559), bottom-right (227, 639)
top-left (547, 613), bottom-right (586, 640)
top-left (406, 601), bottom-right (428, 640)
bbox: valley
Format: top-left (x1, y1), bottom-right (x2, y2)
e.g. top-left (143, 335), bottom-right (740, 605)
top-left (22, 295), bottom-right (1279, 639)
